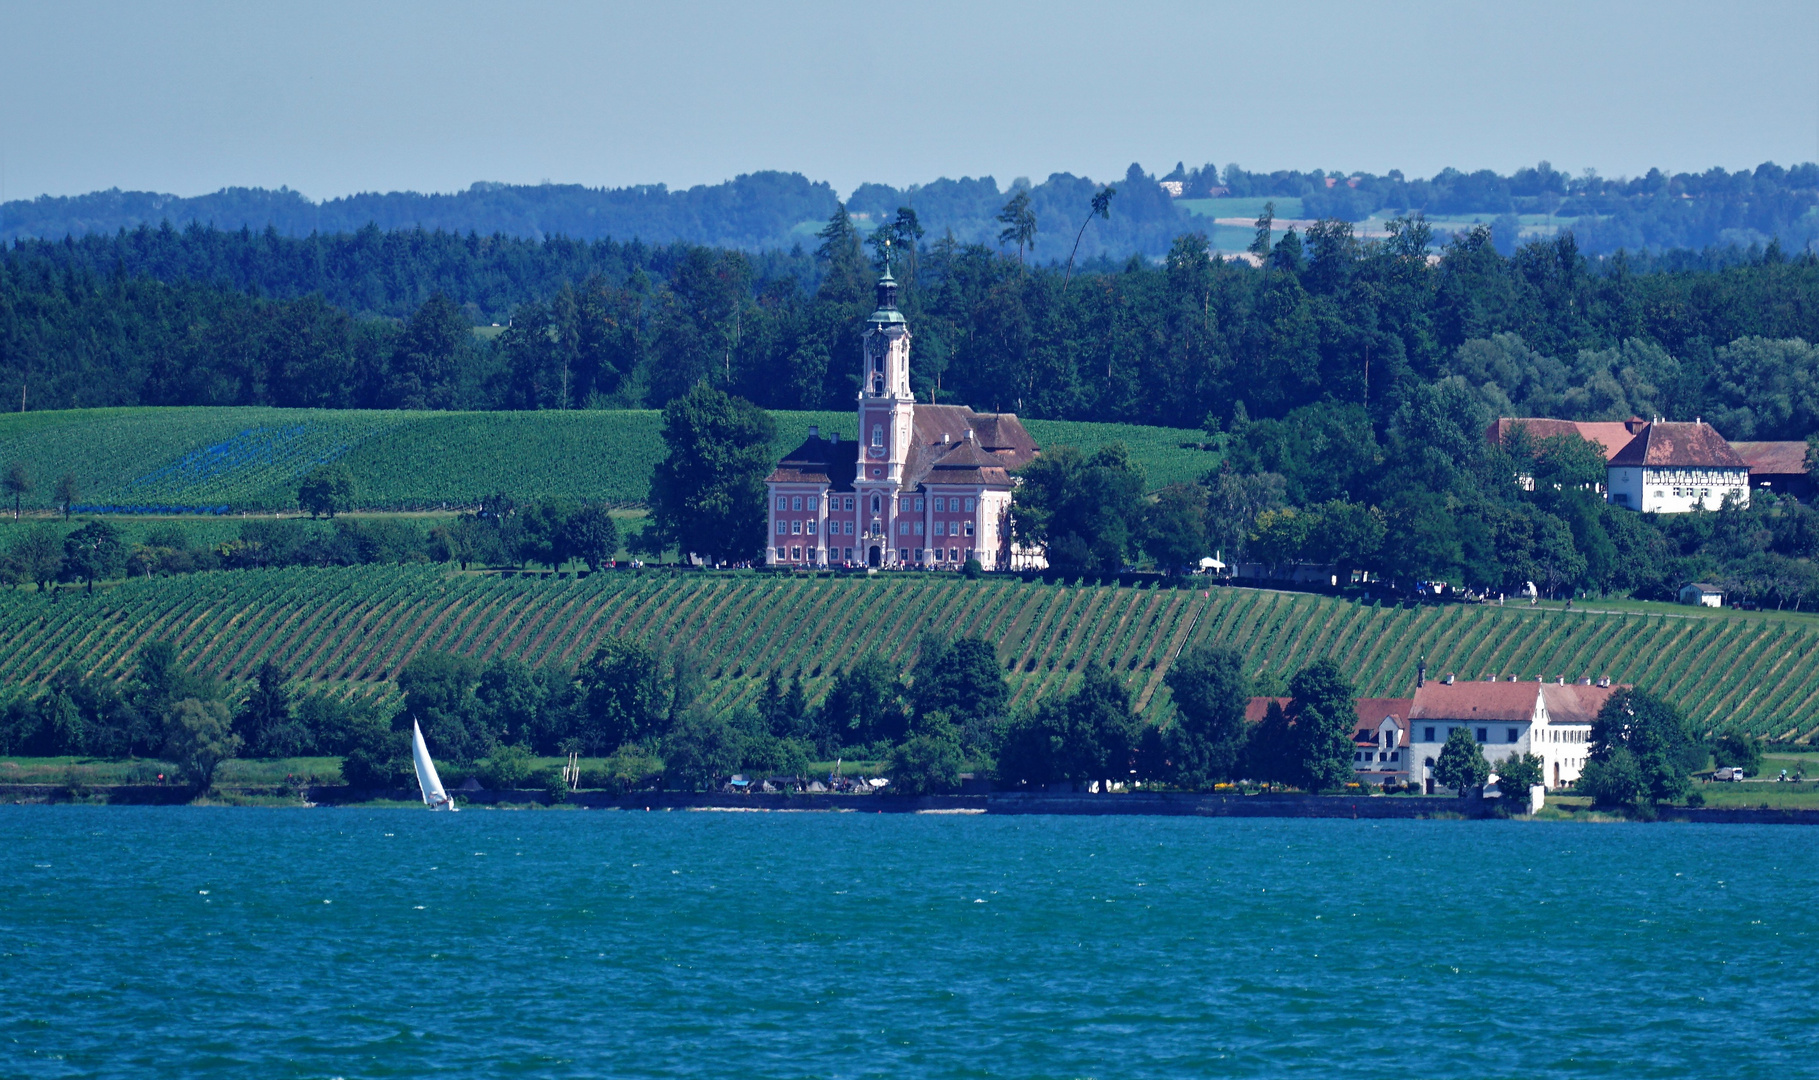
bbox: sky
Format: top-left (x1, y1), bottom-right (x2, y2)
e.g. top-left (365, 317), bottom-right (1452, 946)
top-left (3, 0), bottom-right (1817, 202)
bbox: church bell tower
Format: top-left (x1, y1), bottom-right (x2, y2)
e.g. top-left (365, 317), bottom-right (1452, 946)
top-left (855, 265), bottom-right (914, 563)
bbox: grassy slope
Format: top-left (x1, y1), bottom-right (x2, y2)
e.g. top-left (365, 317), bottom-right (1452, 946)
top-left (3, 569), bottom-right (1815, 740)
top-left (0, 407), bottom-right (1213, 511)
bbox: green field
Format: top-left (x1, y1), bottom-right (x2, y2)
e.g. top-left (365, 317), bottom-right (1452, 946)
top-left (0, 407), bottom-right (1213, 512)
top-left (4, 568), bottom-right (1816, 739)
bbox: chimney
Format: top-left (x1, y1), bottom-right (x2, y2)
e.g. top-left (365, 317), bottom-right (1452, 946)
top-left (965, 428), bottom-right (975, 441)
top-left (1557, 676), bottom-right (1565, 685)
top-left (1507, 675), bottom-right (1517, 682)
top-left (1444, 673), bottom-right (1455, 685)
top-left (808, 425), bottom-right (819, 439)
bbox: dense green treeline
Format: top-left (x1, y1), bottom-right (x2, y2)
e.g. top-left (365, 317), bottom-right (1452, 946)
top-left (8, 214), bottom-right (1819, 436)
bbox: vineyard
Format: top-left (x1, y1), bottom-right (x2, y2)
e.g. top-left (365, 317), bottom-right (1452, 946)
top-left (2, 567), bottom-right (1816, 740)
top-left (0, 407), bottom-right (1213, 512)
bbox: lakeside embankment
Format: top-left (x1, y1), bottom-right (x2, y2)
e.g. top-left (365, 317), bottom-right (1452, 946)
top-left (8, 784), bottom-right (1819, 823)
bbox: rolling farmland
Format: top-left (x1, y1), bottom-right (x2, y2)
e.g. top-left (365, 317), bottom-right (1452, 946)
top-left (3, 567), bottom-right (1815, 740)
top-left (0, 407), bottom-right (1214, 512)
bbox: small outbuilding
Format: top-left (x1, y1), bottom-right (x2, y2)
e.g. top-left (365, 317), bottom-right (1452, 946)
top-left (1679, 582), bottom-right (1724, 608)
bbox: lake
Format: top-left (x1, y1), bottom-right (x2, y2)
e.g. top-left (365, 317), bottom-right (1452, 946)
top-left (4, 807), bottom-right (1815, 1078)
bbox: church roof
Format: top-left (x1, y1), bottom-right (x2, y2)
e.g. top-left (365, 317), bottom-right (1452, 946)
top-left (1608, 421), bottom-right (1748, 469)
top-left (922, 436), bottom-right (1014, 486)
top-left (766, 434), bottom-right (858, 490)
top-left (902, 404), bottom-right (1039, 490)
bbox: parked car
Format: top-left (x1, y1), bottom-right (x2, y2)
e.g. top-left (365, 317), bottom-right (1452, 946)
top-left (1713, 767), bottom-right (1746, 782)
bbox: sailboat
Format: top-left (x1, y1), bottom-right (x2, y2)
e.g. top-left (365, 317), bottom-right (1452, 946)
top-left (412, 720), bottom-right (458, 811)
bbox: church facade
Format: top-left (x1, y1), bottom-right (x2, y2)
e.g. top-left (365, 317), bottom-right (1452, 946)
top-left (764, 268), bottom-right (1041, 570)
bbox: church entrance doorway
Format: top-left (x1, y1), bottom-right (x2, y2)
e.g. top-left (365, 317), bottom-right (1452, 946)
top-left (868, 545), bottom-right (882, 568)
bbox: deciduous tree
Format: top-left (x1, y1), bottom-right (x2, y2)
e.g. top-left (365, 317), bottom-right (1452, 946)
top-left (1162, 646), bottom-right (1249, 788)
top-left (1434, 725), bottom-right (1490, 794)
top-left (164, 698), bottom-right (241, 794)
top-left (646, 382), bottom-right (775, 564)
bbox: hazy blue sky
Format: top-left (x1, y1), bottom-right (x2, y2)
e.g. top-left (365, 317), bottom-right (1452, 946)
top-left (4, 0), bottom-right (1816, 201)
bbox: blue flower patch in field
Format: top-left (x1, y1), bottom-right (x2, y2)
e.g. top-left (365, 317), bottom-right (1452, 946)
top-left (124, 425), bottom-right (351, 502)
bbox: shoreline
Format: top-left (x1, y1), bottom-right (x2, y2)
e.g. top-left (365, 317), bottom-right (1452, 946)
top-left (7, 784), bottom-right (1819, 824)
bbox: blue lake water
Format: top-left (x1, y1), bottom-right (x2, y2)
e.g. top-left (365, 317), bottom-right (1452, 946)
top-left (4, 806), bottom-right (1817, 1078)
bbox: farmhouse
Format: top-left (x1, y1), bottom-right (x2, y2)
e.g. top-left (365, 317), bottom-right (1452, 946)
top-left (1604, 420), bottom-right (1751, 512)
top-left (1404, 676), bottom-right (1620, 792)
top-left (1495, 416), bottom-right (1754, 513)
top-left (765, 268), bottom-right (1041, 570)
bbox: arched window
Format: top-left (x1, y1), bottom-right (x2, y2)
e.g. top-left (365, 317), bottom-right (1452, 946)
top-left (870, 494), bottom-right (881, 514)
top-left (871, 424), bottom-right (884, 448)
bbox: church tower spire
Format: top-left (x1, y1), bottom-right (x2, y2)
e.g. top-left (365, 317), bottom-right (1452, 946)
top-left (854, 259), bottom-right (915, 565)
top-left (861, 264), bottom-right (910, 399)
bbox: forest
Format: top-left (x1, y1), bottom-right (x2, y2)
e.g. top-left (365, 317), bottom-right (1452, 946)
top-left (6, 211), bottom-right (1819, 438)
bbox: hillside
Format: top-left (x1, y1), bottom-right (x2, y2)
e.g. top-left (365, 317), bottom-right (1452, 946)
top-left (0, 408), bottom-right (1213, 512)
top-left (3, 567), bottom-right (1813, 739)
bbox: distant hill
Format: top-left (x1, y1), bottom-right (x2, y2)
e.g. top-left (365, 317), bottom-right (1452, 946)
top-left (9, 160), bottom-right (1817, 258)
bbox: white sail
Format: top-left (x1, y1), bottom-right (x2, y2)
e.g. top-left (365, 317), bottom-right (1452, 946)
top-left (412, 720), bottom-right (456, 811)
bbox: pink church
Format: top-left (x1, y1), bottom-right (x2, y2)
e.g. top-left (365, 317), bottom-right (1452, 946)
top-left (765, 267), bottom-right (1041, 570)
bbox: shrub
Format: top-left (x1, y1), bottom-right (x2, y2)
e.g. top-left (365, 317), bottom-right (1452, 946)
top-left (887, 732), bottom-right (964, 795)
top-left (342, 722), bottom-right (412, 789)
top-left (664, 710), bottom-right (743, 791)
top-left (1580, 747), bottom-right (1645, 808)
top-left (478, 744), bottom-right (536, 789)
top-left (1711, 732), bottom-right (1763, 777)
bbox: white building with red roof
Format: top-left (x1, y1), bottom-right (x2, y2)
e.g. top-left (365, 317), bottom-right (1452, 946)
top-left (764, 268), bottom-right (1041, 570)
top-left (1406, 676), bottom-right (1620, 792)
top-left (1604, 419), bottom-right (1751, 512)
top-left (1494, 416), bottom-right (1754, 513)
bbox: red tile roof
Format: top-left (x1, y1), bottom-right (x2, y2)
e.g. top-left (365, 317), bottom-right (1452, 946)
top-left (1242, 696), bottom-right (1414, 730)
top-left (1490, 418), bottom-right (1642, 462)
top-left (1729, 441), bottom-right (1811, 477)
top-left (1353, 697), bottom-right (1414, 745)
top-left (1244, 697), bottom-right (1292, 724)
top-left (1540, 683), bottom-right (1623, 725)
top-left (1408, 681), bottom-right (1543, 722)
top-left (1607, 422), bottom-right (1748, 469)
